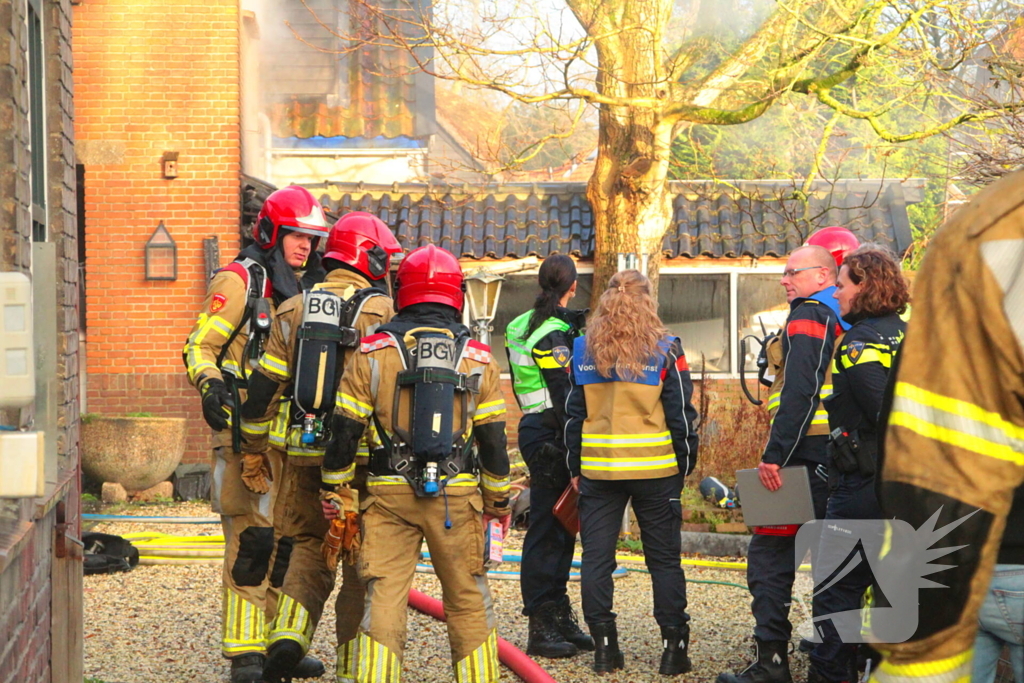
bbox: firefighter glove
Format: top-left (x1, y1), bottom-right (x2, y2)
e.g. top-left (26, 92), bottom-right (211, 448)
top-left (240, 453), bottom-right (273, 494)
top-left (321, 488), bottom-right (360, 572)
top-left (200, 379), bottom-right (234, 432)
top-left (483, 496), bottom-right (511, 520)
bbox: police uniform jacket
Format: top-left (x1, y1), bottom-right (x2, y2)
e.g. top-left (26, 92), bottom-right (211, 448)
top-left (323, 304), bottom-right (511, 513)
top-left (239, 267), bottom-right (394, 464)
top-left (515, 308), bottom-right (585, 489)
top-left (824, 312), bottom-right (906, 445)
top-left (872, 170), bottom-right (1024, 682)
top-left (564, 336), bottom-right (699, 481)
top-left (763, 288), bottom-right (847, 467)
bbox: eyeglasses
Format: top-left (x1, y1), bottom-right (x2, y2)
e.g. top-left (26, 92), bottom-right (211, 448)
top-left (782, 265), bottom-right (825, 278)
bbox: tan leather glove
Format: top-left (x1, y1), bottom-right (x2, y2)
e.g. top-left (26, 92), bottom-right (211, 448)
top-left (240, 453), bottom-right (273, 494)
top-left (321, 487), bottom-right (360, 572)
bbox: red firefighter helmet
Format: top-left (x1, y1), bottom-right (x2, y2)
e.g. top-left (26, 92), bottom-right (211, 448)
top-left (394, 244), bottom-right (464, 311)
top-left (323, 211), bottom-right (403, 280)
top-left (254, 186), bottom-right (330, 250)
top-left (806, 226), bottom-right (860, 268)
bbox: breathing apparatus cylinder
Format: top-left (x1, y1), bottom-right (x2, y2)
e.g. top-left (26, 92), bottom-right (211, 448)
top-left (410, 333), bottom-right (459, 495)
top-left (293, 290), bottom-right (344, 429)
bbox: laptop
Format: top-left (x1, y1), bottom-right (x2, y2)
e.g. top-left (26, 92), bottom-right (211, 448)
top-left (735, 467), bottom-right (815, 527)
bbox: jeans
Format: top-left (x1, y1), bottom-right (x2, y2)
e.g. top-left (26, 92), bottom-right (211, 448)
top-left (972, 565), bottom-right (1024, 683)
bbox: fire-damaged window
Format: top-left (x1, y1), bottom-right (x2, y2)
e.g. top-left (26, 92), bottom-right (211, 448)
top-left (738, 274), bottom-right (789, 373)
top-left (658, 273), bottom-right (731, 373)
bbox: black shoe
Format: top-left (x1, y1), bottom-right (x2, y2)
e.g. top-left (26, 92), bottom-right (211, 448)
top-left (658, 626), bottom-right (692, 676)
top-left (263, 640), bottom-right (324, 683)
top-left (526, 601), bottom-right (578, 659)
top-left (554, 596), bottom-right (595, 651)
top-left (590, 621), bottom-right (625, 674)
top-left (230, 654), bottom-right (265, 683)
top-left (798, 638), bottom-right (816, 653)
top-left (715, 638), bottom-right (792, 683)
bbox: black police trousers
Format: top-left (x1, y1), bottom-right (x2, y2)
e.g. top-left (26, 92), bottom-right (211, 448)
top-left (520, 482), bottom-right (577, 616)
top-left (747, 456), bottom-right (830, 643)
top-left (579, 473), bottom-right (689, 630)
top-left (809, 471), bottom-right (883, 682)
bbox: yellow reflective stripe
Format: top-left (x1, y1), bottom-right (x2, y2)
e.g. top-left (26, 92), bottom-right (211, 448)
top-left (481, 471), bottom-right (510, 493)
top-left (259, 353), bottom-right (290, 378)
top-left (221, 587), bottom-right (265, 655)
top-left (337, 638), bottom-right (357, 683)
top-left (196, 315), bottom-right (235, 344)
top-left (871, 649), bottom-right (972, 683)
top-left (582, 431), bottom-right (672, 447)
top-left (322, 467), bottom-right (355, 485)
top-left (355, 631), bottom-right (400, 683)
top-left (767, 392), bottom-right (781, 411)
top-left (582, 454), bottom-right (677, 471)
top-left (337, 393), bottom-right (373, 418)
top-left (820, 384), bottom-right (833, 399)
top-left (454, 629), bottom-right (498, 683)
top-left (891, 382), bottom-right (1024, 466)
top-left (474, 400), bottom-right (506, 420)
top-left (222, 359), bottom-right (243, 378)
top-left (812, 410), bottom-right (829, 425)
top-left (240, 420), bottom-right (270, 436)
top-left (268, 594), bottom-right (314, 651)
top-left (535, 355), bottom-right (563, 369)
top-left (366, 473), bottom-right (479, 487)
top-left (840, 347), bottom-right (892, 370)
top-left (269, 403), bottom-right (289, 448)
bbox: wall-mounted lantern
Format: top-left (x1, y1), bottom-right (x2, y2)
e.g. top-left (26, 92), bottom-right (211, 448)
top-left (161, 151), bottom-right (179, 179)
top-left (145, 222), bottom-right (177, 281)
top-left (465, 272), bottom-right (505, 346)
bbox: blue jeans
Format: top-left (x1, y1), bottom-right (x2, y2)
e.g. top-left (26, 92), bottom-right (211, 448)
top-left (972, 565), bottom-right (1024, 683)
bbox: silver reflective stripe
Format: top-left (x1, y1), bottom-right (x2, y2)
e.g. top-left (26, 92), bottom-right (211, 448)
top-left (871, 653), bottom-right (972, 683)
top-left (981, 239), bottom-right (1024, 353)
top-left (508, 349), bottom-right (533, 367)
top-left (369, 357), bottom-right (380, 399)
top-left (518, 387), bottom-right (552, 412)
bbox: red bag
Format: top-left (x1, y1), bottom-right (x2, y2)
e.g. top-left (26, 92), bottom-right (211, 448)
top-left (553, 479), bottom-right (580, 535)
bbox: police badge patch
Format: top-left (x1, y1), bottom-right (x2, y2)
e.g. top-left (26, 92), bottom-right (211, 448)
top-left (846, 340), bottom-right (865, 363)
top-left (552, 346), bottom-right (571, 367)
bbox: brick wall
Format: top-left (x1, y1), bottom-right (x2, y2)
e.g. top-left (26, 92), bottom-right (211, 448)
top-left (73, 0), bottom-right (241, 465)
top-left (0, 512), bottom-right (55, 683)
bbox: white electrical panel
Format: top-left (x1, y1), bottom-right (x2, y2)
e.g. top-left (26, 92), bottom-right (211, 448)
top-left (0, 432), bottom-right (45, 498)
top-left (0, 272), bottom-right (34, 408)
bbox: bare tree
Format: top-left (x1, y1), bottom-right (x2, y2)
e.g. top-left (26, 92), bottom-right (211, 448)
top-left (296, 0), bottom-right (1022, 301)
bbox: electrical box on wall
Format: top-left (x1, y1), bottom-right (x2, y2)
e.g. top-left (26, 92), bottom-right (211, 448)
top-left (0, 432), bottom-right (45, 498)
top-left (0, 272), bottom-right (34, 408)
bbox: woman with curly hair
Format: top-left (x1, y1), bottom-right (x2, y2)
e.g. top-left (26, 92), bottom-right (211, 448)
top-left (808, 244), bottom-right (910, 683)
top-left (564, 269), bottom-right (700, 676)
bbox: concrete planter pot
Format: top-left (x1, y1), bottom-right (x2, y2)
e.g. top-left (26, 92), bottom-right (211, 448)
top-left (81, 416), bottom-right (187, 492)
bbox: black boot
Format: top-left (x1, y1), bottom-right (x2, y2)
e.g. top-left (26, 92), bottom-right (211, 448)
top-left (554, 596), bottom-right (595, 651)
top-left (527, 601), bottom-right (578, 659)
top-left (263, 640), bottom-right (326, 682)
top-left (715, 638), bottom-right (791, 683)
top-left (590, 621), bottom-right (625, 674)
top-left (229, 654), bottom-right (265, 683)
top-left (658, 626), bottom-right (692, 676)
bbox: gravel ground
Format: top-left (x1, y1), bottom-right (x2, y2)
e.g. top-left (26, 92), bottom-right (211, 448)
top-left (84, 502), bottom-right (816, 683)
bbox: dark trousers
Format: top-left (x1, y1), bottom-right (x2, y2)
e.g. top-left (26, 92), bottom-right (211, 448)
top-left (809, 472), bottom-right (883, 681)
top-left (579, 474), bottom-right (689, 630)
top-left (520, 483), bottom-right (578, 616)
top-left (748, 458), bottom-right (830, 643)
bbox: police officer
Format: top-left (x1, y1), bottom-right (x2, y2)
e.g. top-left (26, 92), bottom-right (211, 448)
top-left (183, 185), bottom-right (329, 683)
top-left (505, 254), bottom-right (591, 659)
top-left (321, 244), bottom-right (511, 683)
top-left (565, 269), bottom-right (700, 676)
top-left (869, 171), bottom-right (1024, 683)
top-left (239, 212), bottom-right (401, 683)
top-left (718, 242), bottom-right (852, 683)
top-left (808, 245), bottom-right (909, 683)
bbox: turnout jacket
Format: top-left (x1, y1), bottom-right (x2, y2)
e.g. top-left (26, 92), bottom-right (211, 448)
top-left (871, 170), bottom-right (1024, 683)
top-left (323, 305), bottom-right (511, 514)
top-left (762, 288), bottom-right (848, 466)
top-left (565, 336), bottom-right (699, 481)
top-left (238, 268), bottom-right (394, 464)
top-left (824, 312), bottom-right (905, 442)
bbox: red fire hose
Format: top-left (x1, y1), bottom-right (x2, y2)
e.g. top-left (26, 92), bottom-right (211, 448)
top-left (407, 588), bottom-right (557, 683)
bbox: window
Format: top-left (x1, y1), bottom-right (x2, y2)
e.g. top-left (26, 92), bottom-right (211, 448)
top-left (27, 0), bottom-right (46, 243)
top-left (658, 273), bottom-right (731, 372)
top-left (738, 273), bottom-right (789, 373)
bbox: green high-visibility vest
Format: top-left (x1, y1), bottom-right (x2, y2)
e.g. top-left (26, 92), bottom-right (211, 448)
top-left (505, 311), bottom-right (572, 414)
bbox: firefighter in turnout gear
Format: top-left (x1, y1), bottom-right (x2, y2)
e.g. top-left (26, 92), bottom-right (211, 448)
top-left (183, 185), bottom-right (329, 683)
top-left (869, 171), bottom-right (1024, 683)
top-left (239, 212), bottom-right (401, 683)
top-left (807, 246), bottom-right (909, 683)
top-left (322, 244), bottom-right (511, 683)
top-left (505, 254), bottom-right (592, 659)
top-left (718, 244), bottom-right (852, 683)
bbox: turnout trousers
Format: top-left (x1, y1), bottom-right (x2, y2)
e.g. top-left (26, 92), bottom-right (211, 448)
top-left (354, 486), bottom-right (499, 683)
top-left (266, 461), bottom-right (369, 682)
top-left (578, 473), bottom-right (690, 631)
top-left (212, 444), bottom-right (286, 657)
top-left (746, 456), bottom-right (830, 644)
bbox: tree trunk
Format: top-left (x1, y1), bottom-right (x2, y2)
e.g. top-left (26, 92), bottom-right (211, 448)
top-left (573, 0), bottom-right (676, 309)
